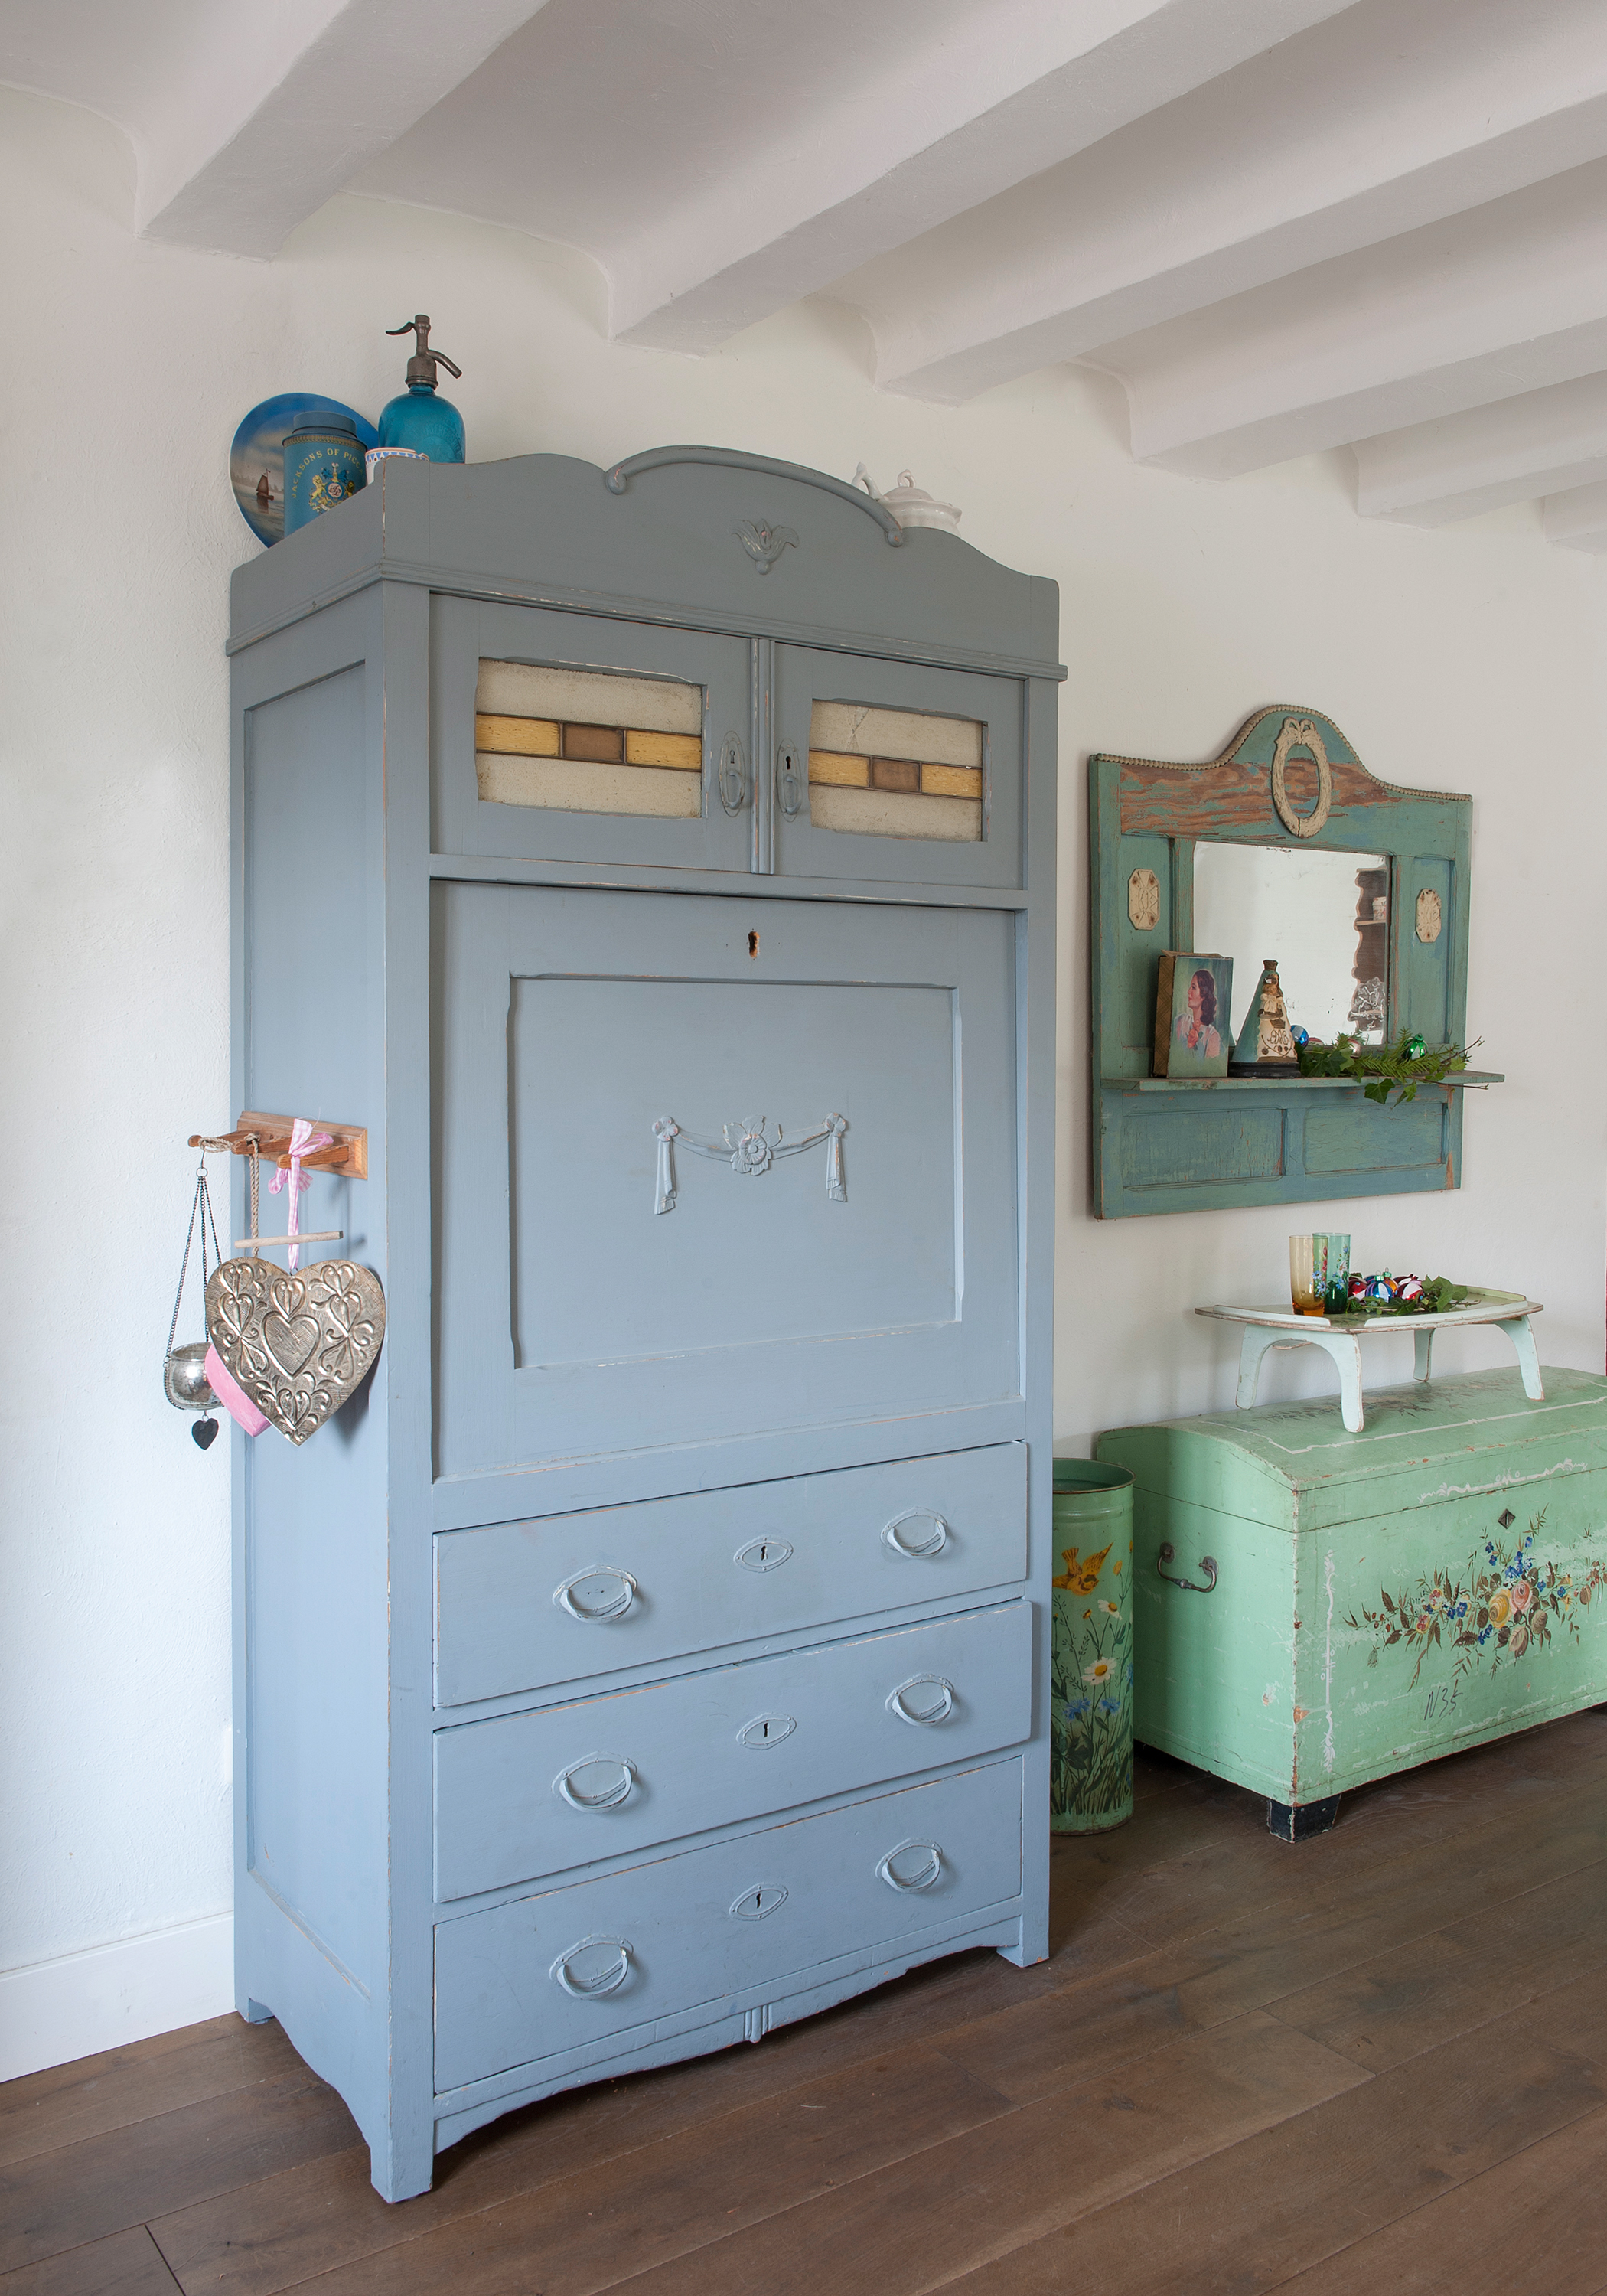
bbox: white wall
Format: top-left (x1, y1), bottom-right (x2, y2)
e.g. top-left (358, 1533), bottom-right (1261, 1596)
top-left (4, 83), bottom-right (1603, 2077)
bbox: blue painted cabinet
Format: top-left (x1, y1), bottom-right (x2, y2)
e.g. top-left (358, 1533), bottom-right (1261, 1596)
top-left (227, 449), bottom-right (1060, 2198)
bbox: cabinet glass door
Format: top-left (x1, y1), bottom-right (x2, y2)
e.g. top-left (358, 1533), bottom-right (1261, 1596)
top-left (431, 597), bottom-right (754, 872)
top-left (433, 882), bottom-right (1022, 1509)
top-left (774, 646), bottom-right (1023, 889)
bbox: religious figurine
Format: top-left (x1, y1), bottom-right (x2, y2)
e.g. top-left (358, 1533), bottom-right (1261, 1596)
top-left (1229, 957), bottom-right (1300, 1075)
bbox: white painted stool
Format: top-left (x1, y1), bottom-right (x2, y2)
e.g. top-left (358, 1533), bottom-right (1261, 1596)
top-left (1197, 1290), bottom-right (1544, 1433)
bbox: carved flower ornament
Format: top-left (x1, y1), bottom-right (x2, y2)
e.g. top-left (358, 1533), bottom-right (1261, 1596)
top-left (724, 1117), bottom-right (778, 1176)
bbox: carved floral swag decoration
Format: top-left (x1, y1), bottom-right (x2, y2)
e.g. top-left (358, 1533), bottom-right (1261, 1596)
top-left (652, 1114), bottom-right (847, 1215)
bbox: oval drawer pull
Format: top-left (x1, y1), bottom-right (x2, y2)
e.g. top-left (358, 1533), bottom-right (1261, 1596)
top-left (882, 1509), bottom-right (950, 1559)
top-left (886, 1673), bottom-right (957, 1727)
top-left (877, 1838), bottom-right (944, 1893)
top-left (553, 1564), bottom-right (638, 1622)
top-left (553, 1753), bottom-right (637, 1810)
top-left (738, 1712), bottom-right (797, 1749)
top-left (551, 1934), bottom-right (633, 1998)
top-left (734, 1538), bottom-right (794, 1574)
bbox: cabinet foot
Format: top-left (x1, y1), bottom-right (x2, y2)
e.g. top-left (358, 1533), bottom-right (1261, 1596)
top-left (1266, 1794), bottom-right (1341, 1841)
top-left (370, 2141), bottom-right (435, 2204)
top-left (242, 1998), bottom-right (275, 2025)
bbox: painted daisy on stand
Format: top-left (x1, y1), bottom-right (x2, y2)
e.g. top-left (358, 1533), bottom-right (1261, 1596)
top-left (1050, 1541), bottom-right (1133, 1829)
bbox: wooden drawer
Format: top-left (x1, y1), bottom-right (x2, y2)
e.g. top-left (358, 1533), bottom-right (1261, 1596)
top-left (434, 1756), bottom-right (1023, 2092)
top-left (434, 1601), bottom-right (1031, 1900)
top-left (435, 1444), bottom-right (1027, 1707)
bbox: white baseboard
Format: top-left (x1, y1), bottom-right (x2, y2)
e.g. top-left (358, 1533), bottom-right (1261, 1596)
top-left (0, 1911), bottom-right (235, 2084)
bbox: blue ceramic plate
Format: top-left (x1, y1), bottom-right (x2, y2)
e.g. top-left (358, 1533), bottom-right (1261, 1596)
top-left (231, 393), bottom-right (378, 546)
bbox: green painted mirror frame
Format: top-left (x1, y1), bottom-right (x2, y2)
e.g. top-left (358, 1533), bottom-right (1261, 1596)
top-left (1090, 705), bottom-right (1500, 1219)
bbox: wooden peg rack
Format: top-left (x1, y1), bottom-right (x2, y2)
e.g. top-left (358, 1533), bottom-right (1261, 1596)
top-left (190, 1111), bottom-right (369, 1179)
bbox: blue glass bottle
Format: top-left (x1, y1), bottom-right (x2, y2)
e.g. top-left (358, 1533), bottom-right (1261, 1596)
top-left (377, 315), bottom-right (464, 462)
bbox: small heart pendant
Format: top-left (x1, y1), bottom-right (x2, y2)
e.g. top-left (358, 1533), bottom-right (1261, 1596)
top-left (192, 1416), bottom-right (220, 1451)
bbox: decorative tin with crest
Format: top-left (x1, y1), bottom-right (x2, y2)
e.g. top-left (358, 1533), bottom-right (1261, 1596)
top-left (283, 409), bottom-right (367, 533)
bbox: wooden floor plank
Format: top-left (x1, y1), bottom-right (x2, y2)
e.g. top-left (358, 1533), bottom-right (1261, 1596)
top-left (954, 1832), bottom-right (1607, 2109)
top-left (153, 1906), bottom-right (1153, 2296)
top-left (1266, 2105), bottom-right (1607, 2294)
top-left (10, 1717), bottom-right (1607, 2296)
top-left (0, 2225), bottom-right (182, 2296)
top-left (189, 2043), bottom-right (1013, 2296)
top-left (595, 2012), bottom-right (1368, 2296)
top-left (0, 2020), bottom-right (302, 2171)
top-left (1080, 1769), bottom-right (1607, 1956)
top-left (921, 1970), bottom-right (1607, 2296)
top-left (0, 2072), bottom-right (359, 2276)
top-left (1269, 1855), bottom-right (1607, 2073)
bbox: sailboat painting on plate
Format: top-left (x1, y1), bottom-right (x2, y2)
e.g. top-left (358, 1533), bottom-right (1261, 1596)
top-left (230, 394), bottom-right (377, 546)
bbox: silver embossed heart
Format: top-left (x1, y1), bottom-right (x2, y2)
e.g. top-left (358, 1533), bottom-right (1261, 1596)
top-left (205, 1256), bottom-right (386, 1446)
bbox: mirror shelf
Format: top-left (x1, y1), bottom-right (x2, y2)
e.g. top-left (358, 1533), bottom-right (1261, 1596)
top-left (1090, 706), bottom-right (1494, 1218)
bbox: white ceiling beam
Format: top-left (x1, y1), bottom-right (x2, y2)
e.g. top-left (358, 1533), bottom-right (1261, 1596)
top-left (606, 0), bottom-right (1353, 354)
top-left (136, 0), bottom-right (546, 257)
top-left (1354, 374), bottom-right (1607, 527)
top-left (849, 0), bottom-right (1607, 404)
top-left (1542, 481), bottom-right (1607, 550)
top-left (1089, 157), bottom-right (1607, 479)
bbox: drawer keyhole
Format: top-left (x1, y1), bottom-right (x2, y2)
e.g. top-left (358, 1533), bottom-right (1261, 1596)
top-left (735, 1538), bottom-right (794, 1574)
top-left (730, 1883), bottom-right (789, 1921)
top-left (738, 1711), bottom-right (797, 1749)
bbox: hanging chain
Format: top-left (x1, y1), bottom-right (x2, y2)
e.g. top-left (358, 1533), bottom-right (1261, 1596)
top-left (165, 1171), bottom-right (205, 1364)
top-left (167, 1146), bottom-right (226, 1360)
top-left (167, 1137), bottom-right (254, 1362)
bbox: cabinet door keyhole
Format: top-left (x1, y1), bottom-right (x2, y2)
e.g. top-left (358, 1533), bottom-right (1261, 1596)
top-left (748, 931), bottom-right (759, 958)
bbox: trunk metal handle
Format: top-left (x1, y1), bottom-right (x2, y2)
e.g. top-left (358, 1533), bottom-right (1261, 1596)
top-left (1157, 1542), bottom-right (1217, 1593)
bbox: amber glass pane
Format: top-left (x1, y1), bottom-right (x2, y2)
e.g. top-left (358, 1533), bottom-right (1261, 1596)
top-left (476, 660), bottom-right (703, 817)
top-left (807, 702), bottom-right (983, 840)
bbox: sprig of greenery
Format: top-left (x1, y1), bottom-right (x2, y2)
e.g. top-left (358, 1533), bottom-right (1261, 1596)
top-left (1330, 1276), bottom-right (1473, 1320)
top-left (1297, 1032), bottom-right (1478, 1105)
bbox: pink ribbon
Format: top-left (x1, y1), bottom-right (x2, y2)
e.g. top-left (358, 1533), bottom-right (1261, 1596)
top-left (268, 1117), bottom-right (332, 1270)
top-left (204, 1343), bottom-right (267, 1437)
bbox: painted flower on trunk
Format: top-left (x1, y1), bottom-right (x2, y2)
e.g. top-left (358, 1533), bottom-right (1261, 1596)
top-left (1348, 1508), bottom-right (1607, 1689)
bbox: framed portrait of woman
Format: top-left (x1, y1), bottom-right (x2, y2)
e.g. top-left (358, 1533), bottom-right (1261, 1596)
top-left (1152, 951), bottom-right (1234, 1078)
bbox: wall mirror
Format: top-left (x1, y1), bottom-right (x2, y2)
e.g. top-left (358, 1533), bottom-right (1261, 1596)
top-left (1193, 843), bottom-right (1388, 1045)
top-left (1089, 705), bottom-right (1499, 1218)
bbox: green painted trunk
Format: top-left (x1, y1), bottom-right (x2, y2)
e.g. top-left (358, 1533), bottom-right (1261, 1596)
top-left (1097, 1368), bottom-right (1607, 1807)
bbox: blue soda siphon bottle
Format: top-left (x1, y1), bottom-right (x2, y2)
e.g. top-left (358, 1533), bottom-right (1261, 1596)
top-left (377, 315), bottom-right (464, 461)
